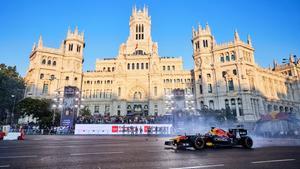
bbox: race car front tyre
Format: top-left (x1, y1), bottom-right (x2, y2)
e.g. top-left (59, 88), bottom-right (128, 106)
top-left (241, 136), bottom-right (253, 149)
top-left (193, 137), bottom-right (205, 150)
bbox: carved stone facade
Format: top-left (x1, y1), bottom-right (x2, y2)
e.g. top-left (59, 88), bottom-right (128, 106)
top-left (192, 24), bottom-right (300, 121)
top-left (24, 7), bottom-right (300, 122)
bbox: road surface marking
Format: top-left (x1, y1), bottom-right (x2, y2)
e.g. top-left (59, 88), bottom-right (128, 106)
top-left (0, 155), bottom-right (37, 159)
top-left (146, 150), bottom-right (168, 153)
top-left (43, 143), bottom-right (129, 148)
top-left (170, 164), bottom-right (225, 169)
top-left (70, 151), bottom-right (124, 156)
top-left (0, 165), bottom-right (10, 168)
top-left (251, 159), bottom-right (296, 164)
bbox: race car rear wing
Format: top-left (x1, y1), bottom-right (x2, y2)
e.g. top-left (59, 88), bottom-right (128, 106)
top-left (228, 128), bottom-right (248, 137)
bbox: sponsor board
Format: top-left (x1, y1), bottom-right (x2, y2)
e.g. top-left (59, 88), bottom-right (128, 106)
top-left (61, 86), bottom-right (79, 127)
top-left (75, 124), bottom-right (172, 135)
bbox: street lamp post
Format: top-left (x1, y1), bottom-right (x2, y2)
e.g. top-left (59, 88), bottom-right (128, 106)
top-left (11, 95), bottom-right (16, 126)
top-left (52, 91), bottom-right (63, 126)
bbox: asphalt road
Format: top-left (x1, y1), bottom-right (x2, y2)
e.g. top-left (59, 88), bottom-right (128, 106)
top-left (0, 135), bottom-right (300, 169)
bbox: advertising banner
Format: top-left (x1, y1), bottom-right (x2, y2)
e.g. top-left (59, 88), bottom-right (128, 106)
top-left (61, 86), bottom-right (79, 127)
top-left (75, 124), bottom-right (173, 135)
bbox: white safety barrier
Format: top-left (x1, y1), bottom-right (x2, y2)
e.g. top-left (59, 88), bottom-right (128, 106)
top-left (75, 124), bottom-right (172, 135)
top-left (3, 132), bottom-right (21, 140)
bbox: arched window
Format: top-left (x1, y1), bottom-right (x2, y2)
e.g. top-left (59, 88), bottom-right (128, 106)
top-left (220, 55), bottom-right (225, 63)
top-left (226, 53), bottom-right (230, 61)
top-left (209, 100), bottom-right (214, 109)
top-left (69, 44), bottom-right (73, 51)
top-left (118, 87), bottom-right (121, 97)
top-left (163, 66), bottom-right (165, 70)
top-left (42, 59), bottom-right (46, 64)
top-left (40, 73), bottom-right (44, 79)
top-left (127, 63), bottom-right (130, 70)
top-left (134, 91), bottom-right (142, 100)
top-left (141, 63), bottom-right (144, 69)
top-left (167, 66), bottom-right (170, 70)
top-left (225, 99), bottom-right (229, 108)
top-left (52, 61), bottom-right (56, 66)
top-left (136, 63), bottom-right (139, 69)
top-left (132, 63), bottom-right (135, 70)
top-left (231, 52), bottom-right (236, 61)
top-left (222, 71), bottom-right (226, 77)
top-left (172, 65), bottom-right (175, 70)
top-left (47, 60), bottom-right (51, 65)
top-left (146, 63), bottom-right (149, 69)
top-left (66, 76), bottom-right (69, 80)
top-left (228, 79), bottom-right (234, 91)
top-left (50, 75), bottom-right (55, 80)
top-left (238, 98), bottom-right (243, 116)
top-left (134, 50), bottom-right (144, 55)
top-left (233, 69), bottom-right (237, 75)
top-left (77, 45), bottom-right (81, 52)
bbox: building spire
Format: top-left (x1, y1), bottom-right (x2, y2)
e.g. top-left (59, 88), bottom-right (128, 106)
top-left (289, 53), bottom-right (295, 64)
top-left (38, 35), bottom-right (43, 48)
top-left (74, 26), bottom-right (78, 35)
top-left (198, 22), bottom-right (202, 32)
top-left (192, 26), bottom-right (195, 36)
top-left (32, 42), bottom-right (36, 51)
top-left (247, 34), bottom-right (252, 46)
top-left (205, 22), bottom-right (211, 34)
top-left (145, 5), bottom-right (148, 15)
top-left (273, 59), bottom-right (278, 69)
top-left (132, 5), bottom-right (137, 15)
top-left (234, 29), bottom-right (240, 42)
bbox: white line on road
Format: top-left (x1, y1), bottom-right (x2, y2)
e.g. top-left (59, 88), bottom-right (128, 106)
top-left (146, 150), bottom-right (169, 153)
top-left (43, 143), bottom-right (129, 149)
top-left (0, 155), bottom-right (37, 159)
top-left (251, 159), bottom-right (296, 164)
top-left (0, 165), bottom-right (10, 168)
top-left (169, 164), bottom-right (225, 169)
top-left (70, 151), bottom-right (124, 156)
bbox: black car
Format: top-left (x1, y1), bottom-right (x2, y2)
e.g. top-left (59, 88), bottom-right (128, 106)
top-left (165, 127), bottom-right (253, 150)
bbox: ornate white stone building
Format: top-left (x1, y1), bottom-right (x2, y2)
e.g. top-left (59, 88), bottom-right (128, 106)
top-left (24, 7), bottom-right (300, 122)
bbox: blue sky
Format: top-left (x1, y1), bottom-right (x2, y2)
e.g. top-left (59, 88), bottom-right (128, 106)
top-left (1, 0), bottom-right (300, 76)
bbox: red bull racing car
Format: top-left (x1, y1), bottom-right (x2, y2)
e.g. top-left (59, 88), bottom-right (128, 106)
top-left (165, 127), bottom-right (253, 150)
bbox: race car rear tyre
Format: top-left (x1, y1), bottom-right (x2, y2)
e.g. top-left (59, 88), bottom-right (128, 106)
top-left (242, 136), bottom-right (253, 149)
top-left (193, 137), bottom-right (205, 150)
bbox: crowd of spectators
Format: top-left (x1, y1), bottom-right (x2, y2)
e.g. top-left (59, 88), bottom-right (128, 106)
top-left (76, 114), bottom-right (173, 124)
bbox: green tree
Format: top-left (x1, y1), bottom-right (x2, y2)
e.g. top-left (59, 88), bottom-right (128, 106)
top-left (16, 97), bottom-right (53, 128)
top-left (79, 106), bottom-right (91, 117)
top-left (0, 64), bottom-right (25, 124)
